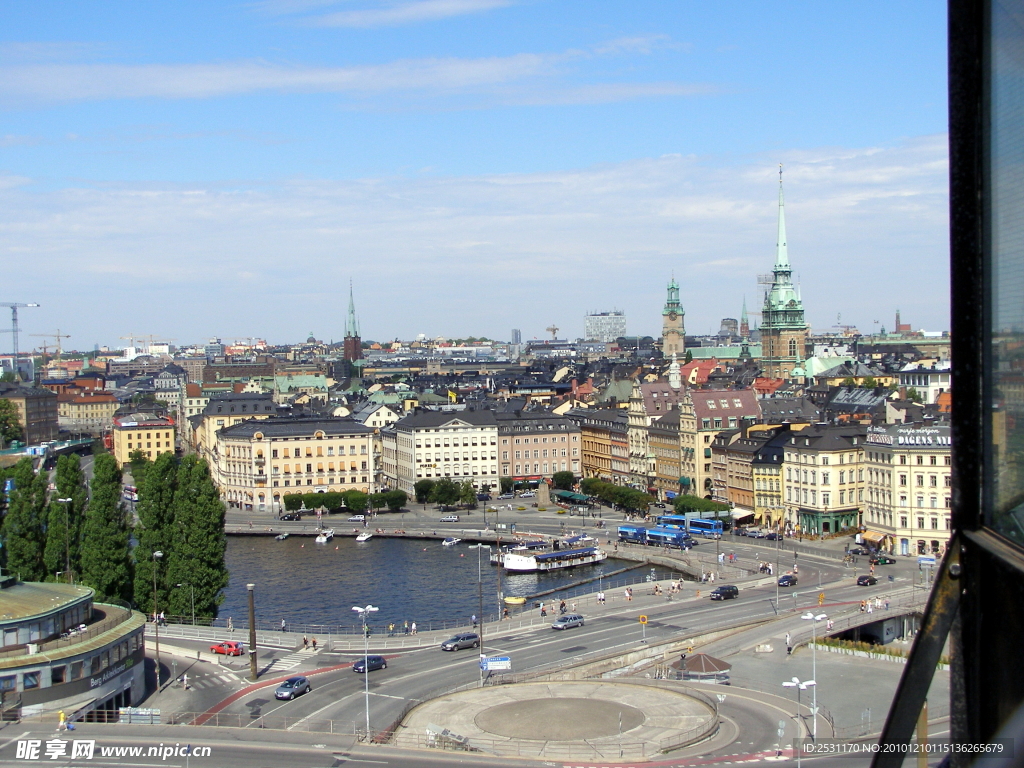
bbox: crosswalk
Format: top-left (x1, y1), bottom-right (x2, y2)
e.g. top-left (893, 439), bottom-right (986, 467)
top-left (264, 647), bottom-right (320, 672)
top-left (181, 672), bottom-right (239, 690)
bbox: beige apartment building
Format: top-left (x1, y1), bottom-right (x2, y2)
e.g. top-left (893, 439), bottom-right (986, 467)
top-left (680, 389), bottom-right (760, 499)
top-left (111, 414), bottom-right (176, 467)
top-left (57, 391), bottom-right (120, 434)
top-left (212, 416), bottom-right (377, 510)
top-left (190, 393), bottom-right (277, 461)
top-left (864, 423), bottom-right (952, 556)
top-left (496, 411), bottom-right (581, 481)
top-left (782, 424), bottom-right (866, 536)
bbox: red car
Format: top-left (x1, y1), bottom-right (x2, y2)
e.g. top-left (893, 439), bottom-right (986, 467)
top-left (210, 641), bottom-right (245, 656)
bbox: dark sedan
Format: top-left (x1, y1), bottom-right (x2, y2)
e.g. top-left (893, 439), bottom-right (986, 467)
top-left (857, 575), bottom-right (878, 586)
top-left (778, 574), bottom-right (799, 587)
top-left (353, 655), bottom-right (387, 673)
top-left (870, 554), bottom-right (896, 565)
top-left (280, 512), bottom-right (301, 521)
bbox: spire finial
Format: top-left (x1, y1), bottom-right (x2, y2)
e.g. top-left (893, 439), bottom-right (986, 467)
top-left (775, 165), bottom-right (790, 270)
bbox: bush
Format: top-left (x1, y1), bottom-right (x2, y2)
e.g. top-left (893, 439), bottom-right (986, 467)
top-left (552, 471), bottom-right (576, 491)
top-left (672, 495), bottom-right (730, 517)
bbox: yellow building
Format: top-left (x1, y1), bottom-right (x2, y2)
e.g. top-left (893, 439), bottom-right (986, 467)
top-left (57, 391), bottom-right (119, 434)
top-left (112, 414), bottom-right (176, 467)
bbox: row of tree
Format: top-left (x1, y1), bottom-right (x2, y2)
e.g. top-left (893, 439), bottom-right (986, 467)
top-left (281, 489), bottom-right (408, 513)
top-left (413, 478), bottom-right (480, 508)
top-left (578, 478), bottom-right (654, 513)
top-left (671, 495), bottom-right (731, 517)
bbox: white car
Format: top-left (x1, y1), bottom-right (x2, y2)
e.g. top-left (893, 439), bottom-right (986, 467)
top-left (439, 515), bottom-right (460, 523)
top-left (347, 515), bottom-right (365, 522)
top-left (519, 491), bottom-right (536, 498)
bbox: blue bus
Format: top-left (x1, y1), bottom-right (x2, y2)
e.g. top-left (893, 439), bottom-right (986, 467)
top-left (688, 518), bottom-right (724, 538)
top-left (647, 526), bottom-right (693, 549)
top-left (617, 525), bottom-right (648, 544)
top-left (655, 514), bottom-right (689, 530)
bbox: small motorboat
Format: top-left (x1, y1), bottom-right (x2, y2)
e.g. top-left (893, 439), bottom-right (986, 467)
top-left (314, 528), bottom-right (335, 544)
top-left (275, 533), bottom-right (289, 541)
top-left (503, 596), bottom-right (526, 605)
top-left (355, 532), bottom-right (373, 542)
top-left (442, 537), bottom-right (461, 547)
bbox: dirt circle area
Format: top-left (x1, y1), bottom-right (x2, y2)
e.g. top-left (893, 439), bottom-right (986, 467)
top-left (474, 697), bottom-right (645, 740)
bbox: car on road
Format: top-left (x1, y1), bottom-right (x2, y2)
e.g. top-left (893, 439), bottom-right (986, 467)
top-left (274, 676), bottom-right (311, 700)
top-left (870, 555), bottom-right (896, 565)
top-left (347, 515), bottom-right (365, 522)
top-left (210, 640), bottom-right (245, 656)
top-left (777, 574), bottom-right (798, 587)
top-left (352, 655), bottom-right (387, 673)
top-left (497, 493), bottom-right (514, 499)
top-left (476, 493), bottom-right (492, 501)
top-left (439, 515), bottom-right (460, 523)
top-left (551, 614), bottom-right (585, 630)
top-left (857, 575), bottom-right (878, 587)
top-left (653, 502), bottom-right (666, 509)
top-left (440, 632), bottom-right (480, 651)
top-left (518, 491), bottom-right (537, 498)
top-left (279, 512), bottom-right (301, 521)
top-left (709, 585), bottom-right (739, 601)
top-left (765, 532), bottom-right (782, 541)
top-left (848, 547), bottom-right (872, 556)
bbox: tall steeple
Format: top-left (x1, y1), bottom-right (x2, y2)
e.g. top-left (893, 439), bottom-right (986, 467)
top-left (345, 280), bottom-right (360, 338)
top-left (343, 280), bottom-right (362, 363)
top-left (740, 296), bottom-right (750, 338)
top-left (661, 275), bottom-right (685, 357)
top-left (775, 164), bottom-right (790, 271)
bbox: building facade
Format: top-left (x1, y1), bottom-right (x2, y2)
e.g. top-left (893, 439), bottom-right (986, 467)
top-left (627, 379), bottom-right (656, 491)
top-left (680, 389), bottom-right (761, 499)
top-left (111, 414), bottom-right (176, 467)
top-left (760, 175), bottom-right (810, 379)
top-left (0, 384), bottom-right (58, 446)
top-left (864, 423), bottom-right (952, 556)
top-left (649, 410), bottom-right (682, 501)
top-left (661, 278), bottom-right (685, 357)
top-left (191, 393), bottom-right (277, 462)
top-left (496, 411), bottom-right (581, 481)
top-left (584, 311), bottom-right (627, 343)
top-left (56, 392), bottom-right (119, 434)
top-left (565, 408), bottom-right (630, 485)
top-left (782, 424), bottom-right (866, 536)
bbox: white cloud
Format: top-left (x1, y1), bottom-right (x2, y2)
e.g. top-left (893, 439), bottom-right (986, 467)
top-left (308, 0), bottom-right (514, 27)
top-left (0, 137), bottom-right (949, 345)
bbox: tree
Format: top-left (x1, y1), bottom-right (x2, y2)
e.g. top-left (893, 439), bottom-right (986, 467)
top-left (128, 450), bottom-right (150, 483)
top-left (672, 494), bottom-right (731, 518)
top-left (0, 371), bottom-right (17, 383)
top-left (860, 376), bottom-right (878, 389)
top-left (43, 454), bottom-right (89, 583)
top-left (907, 387), bottom-right (924, 404)
top-left (80, 454), bottom-right (133, 602)
top-left (133, 452), bottom-right (178, 614)
top-left (343, 490), bottom-right (369, 513)
top-left (0, 399), bottom-right (24, 446)
top-left (429, 478), bottom-right (461, 507)
top-left (385, 490), bottom-right (408, 512)
top-left (841, 377), bottom-right (858, 388)
top-left (414, 479), bottom-right (436, 504)
top-left (551, 471), bottom-right (575, 491)
top-left (459, 481), bottom-right (477, 508)
top-left (369, 492), bottom-right (389, 511)
top-left (684, 350), bottom-right (693, 364)
top-left (1, 457), bottom-right (48, 581)
top-left (164, 456), bottom-right (227, 620)
top-left (579, 477), bottom-right (602, 496)
top-left (499, 477), bottom-right (513, 494)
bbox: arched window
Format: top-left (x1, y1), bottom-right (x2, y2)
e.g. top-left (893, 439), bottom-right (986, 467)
top-left (789, 338), bottom-right (798, 356)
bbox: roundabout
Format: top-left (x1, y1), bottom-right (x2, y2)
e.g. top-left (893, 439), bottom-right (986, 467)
top-left (394, 680), bottom-right (718, 761)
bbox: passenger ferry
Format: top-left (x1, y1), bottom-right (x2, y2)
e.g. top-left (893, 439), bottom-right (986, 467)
top-left (503, 545), bottom-right (607, 573)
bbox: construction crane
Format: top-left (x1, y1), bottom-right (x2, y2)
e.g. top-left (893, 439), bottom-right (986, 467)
top-left (30, 329), bottom-right (71, 361)
top-left (545, 324), bottom-right (559, 340)
top-left (0, 302), bottom-right (41, 367)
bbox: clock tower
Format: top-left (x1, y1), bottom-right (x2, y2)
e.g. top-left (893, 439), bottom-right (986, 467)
top-left (661, 277), bottom-right (685, 356)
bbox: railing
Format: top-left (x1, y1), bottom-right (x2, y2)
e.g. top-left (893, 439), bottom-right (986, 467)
top-left (0, 604), bottom-right (137, 659)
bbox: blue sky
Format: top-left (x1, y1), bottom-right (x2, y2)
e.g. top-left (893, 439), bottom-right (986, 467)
top-left (0, 1), bottom-right (949, 348)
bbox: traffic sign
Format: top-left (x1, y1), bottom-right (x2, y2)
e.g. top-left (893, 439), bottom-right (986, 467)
top-left (918, 555), bottom-right (937, 566)
top-left (638, 615), bottom-right (648, 625)
top-left (481, 656), bottom-right (512, 671)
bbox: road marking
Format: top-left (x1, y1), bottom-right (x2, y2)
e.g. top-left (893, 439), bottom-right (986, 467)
top-left (0, 732), bottom-right (31, 753)
top-left (367, 691), bottom-right (405, 699)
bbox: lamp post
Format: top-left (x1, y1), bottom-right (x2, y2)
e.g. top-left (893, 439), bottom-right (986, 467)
top-left (247, 584), bottom-right (258, 682)
top-left (470, 543), bottom-right (489, 686)
top-left (177, 583), bottom-right (195, 625)
top-left (57, 498), bottom-right (73, 584)
top-left (352, 604), bottom-right (379, 739)
top-left (782, 676), bottom-right (816, 735)
top-left (801, 612), bottom-right (827, 740)
top-left (152, 550), bottom-right (163, 689)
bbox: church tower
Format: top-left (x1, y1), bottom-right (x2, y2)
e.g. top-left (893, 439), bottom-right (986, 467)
top-left (661, 277), bottom-right (685, 357)
top-left (343, 281), bottom-right (362, 362)
top-left (739, 296), bottom-right (750, 338)
top-left (760, 168), bottom-right (809, 379)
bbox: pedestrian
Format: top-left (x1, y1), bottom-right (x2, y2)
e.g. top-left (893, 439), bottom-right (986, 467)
top-left (182, 673), bottom-right (189, 690)
top-left (57, 710), bottom-right (67, 732)
top-left (867, 601), bottom-right (873, 614)
top-left (540, 604), bottom-right (547, 617)
top-left (280, 619), bottom-right (287, 633)
top-left (826, 619), bottom-right (834, 631)
top-left (624, 588), bottom-right (632, 601)
top-left (472, 614), bottom-right (478, 627)
top-left (559, 600), bottom-right (567, 615)
top-left (388, 622), bottom-right (395, 636)
top-left (248, 520), bottom-right (253, 529)
top-left (502, 607), bottom-right (509, 620)
top-left (411, 622), bottom-right (417, 634)
top-left (312, 637), bottom-right (318, 650)
top-left (227, 617), bottom-right (234, 633)
top-left (159, 611), bottom-right (166, 626)
top-left (303, 635), bottom-right (309, 649)
top-left (403, 620), bottom-right (409, 635)
top-left (785, 632), bottom-right (792, 655)
top-left (885, 598), bottom-right (890, 610)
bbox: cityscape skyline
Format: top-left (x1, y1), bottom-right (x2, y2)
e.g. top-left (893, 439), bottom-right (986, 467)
top-left (1, 1), bottom-right (949, 348)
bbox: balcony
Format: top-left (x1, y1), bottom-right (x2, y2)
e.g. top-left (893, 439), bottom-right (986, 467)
top-left (254, 457), bottom-right (265, 466)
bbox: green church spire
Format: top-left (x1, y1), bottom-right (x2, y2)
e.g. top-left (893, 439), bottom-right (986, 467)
top-left (775, 163), bottom-right (790, 271)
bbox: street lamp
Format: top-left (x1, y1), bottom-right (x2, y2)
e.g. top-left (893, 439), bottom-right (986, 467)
top-left (57, 498), bottom-right (73, 584)
top-left (352, 604), bottom-right (379, 739)
top-left (470, 543), bottom-right (490, 686)
top-left (782, 676), bottom-right (816, 734)
top-left (177, 583), bottom-right (195, 626)
top-left (152, 551), bottom-right (163, 689)
top-left (801, 612), bottom-right (828, 741)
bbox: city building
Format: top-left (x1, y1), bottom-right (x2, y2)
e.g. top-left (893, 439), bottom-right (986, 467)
top-left (679, 389), bottom-right (760, 498)
top-left (584, 311), bottom-right (627, 343)
top-left (496, 411), bottom-right (581, 482)
top-left (782, 424), bottom-right (866, 536)
top-left (627, 379), bottom-right (656, 491)
top-left (0, 383), bottom-right (58, 446)
top-left (752, 428), bottom-right (795, 529)
top-left (565, 408), bottom-right (630, 485)
top-left (191, 393), bottom-right (277, 462)
top-left (380, 410), bottom-right (499, 494)
top-left (649, 410), bottom-right (682, 501)
top-left (56, 391), bottom-right (119, 434)
top-left (760, 174), bottom-right (810, 379)
top-left (898, 360), bottom-right (952, 404)
top-left (0, 576), bottom-right (146, 720)
top-left (343, 283), bottom-right (362, 363)
top-left (211, 416), bottom-right (377, 511)
top-left (350, 402), bottom-right (402, 429)
top-left (864, 423), bottom-right (952, 556)
top-left (661, 278), bottom-right (686, 357)
top-left (111, 413), bottom-right (176, 467)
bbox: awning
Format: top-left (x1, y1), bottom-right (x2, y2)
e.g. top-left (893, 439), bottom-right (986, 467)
top-left (665, 491), bottom-right (678, 499)
top-left (862, 530), bottom-right (887, 544)
top-left (679, 477), bottom-right (691, 486)
top-left (730, 507), bottom-right (755, 521)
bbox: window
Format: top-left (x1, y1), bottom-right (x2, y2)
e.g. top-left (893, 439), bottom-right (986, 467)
top-left (901, 516), bottom-right (908, 528)
top-left (918, 517), bottom-right (925, 529)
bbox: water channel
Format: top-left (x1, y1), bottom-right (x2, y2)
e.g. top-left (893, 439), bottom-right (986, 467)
top-left (219, 536), bottom-right (680, 634)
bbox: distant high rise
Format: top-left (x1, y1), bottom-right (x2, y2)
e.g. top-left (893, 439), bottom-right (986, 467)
top-left (343, 282), bottom-right (362, 362)
top-left (511, 329), bottom-right (522, 344)
top-left (719, 318), bottom-right (739, 338)
top-left (760, 168), bottom-right (809, 379)
top-left (661, 278), bottom-right (685, 356)
top-left (584, 310), bottom-right (627, 342)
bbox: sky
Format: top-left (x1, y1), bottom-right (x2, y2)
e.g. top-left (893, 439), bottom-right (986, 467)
top-left (0, 1), bottom-right (949, 350)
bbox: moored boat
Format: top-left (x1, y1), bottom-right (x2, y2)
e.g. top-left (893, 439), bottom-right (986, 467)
top-left (314, 528), bottom-right (335, 544)
top-left (503, 546), bottom-right (607, 573)
top-left (275, 533), bottom-right (289, 541)
top-left (442, 537), bottom-right (461, 547)
top-left (355, 532), bottom-right (373, 542)
top-left (503, 596), bottom-right (527, 605)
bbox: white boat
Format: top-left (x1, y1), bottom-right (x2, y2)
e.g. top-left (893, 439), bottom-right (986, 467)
top-left (503, 546), bottom-right (608, 573)
top-left (442, 537), bottom-right (461, 547)
top-left (314, 528), bottom-right (335, 544)
top-left (355, 532), bottom-right (373, 542)
top-left (275, 533), bottom-right (289, 541)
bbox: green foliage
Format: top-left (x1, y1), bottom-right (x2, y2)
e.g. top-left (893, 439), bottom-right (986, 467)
top-left (44, 455), bottom-right (89, 583)
top-left (0, 399), bottom-right (24, 445)
top-left (672, 494), bottom-right (731, 517)
top-left (343, 490), bottom-right (368, 513)
top-left (0, 371), bottom-right (17, 383)
top-left (128, 450), bottom-right (150, 483)
top-left (80, 454), bottom-right (133, 602)
top-left (841, 377), bottom-right (857, 388)
top-left (1, 457), bottom-right (48, 580)
top-left (414, 479), bottom-right (436, 504)
top-left (164, 456), bottom-right (227, 620)
top-left (551, 471), bottom-right (575, 491)
top-left (133, 453), bottom-right (178, 614)
top-left (579, 477), bottom-right (602, 496)
top-left (576, 477), bottom-right (653, 513)
top-left (429, 477), bottom-right (461, 507)
top-left (459, 481), bottom-right (477, 508)
top-left (384, 490), bottom-right (408, 511)
top-left (499, 477), bottom-right (513, 494)
top-left (860, 376), bottom-right (878, 389)
top-left (369, 492), bottom-right (389, 510)
top-left (906, 387), bottom-right (923, 404)
top-left (282, 493), bottom-right (303, 511)
top-left (684, 350), bottom-right (693, 364)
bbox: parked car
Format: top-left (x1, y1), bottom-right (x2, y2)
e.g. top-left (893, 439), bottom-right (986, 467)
top-left (870, 555), bottom-right (896, 565)
top-left (653, 502), bottom-right (666, 509)
top-left (777, 574), bottom-right (798, 587)
top-left (848, 547), bottom-right (871, 556)
top-left (439, 515), bottom-right (460, 523)
top-left (519, 491), bottom-right (537, 498)
top-left (765, 532), bottom-right (782, 541)
top-left (347, 515), bottom-right (366, 522)
top-left (857, 575), bottom-right (878, 587)
top-left (440, 632), bottom-right (480, 651)
top-left (476, 493), bottom-right (492, 501)
top-left (497, 493), bottom-right (514, 500)
top-left (210, 640), bottom-right (245, 656)
top-left (274, 676), bottom-right (311, 700)
top-left (551, 614), bottom-right (585, 630)
top-left (709, 585), bottom-right (739, 601)
top-left (352, 655), bottom-right (387, 673)
top-left (279, 512), bottom-right (301, 522)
